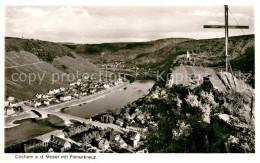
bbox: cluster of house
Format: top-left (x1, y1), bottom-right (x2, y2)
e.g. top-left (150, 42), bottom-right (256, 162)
top-left (24, 130), bottom-right (72, 153)
top-left (26, 77), bottom-right (123, 108)
top-left (151, 86), bottom-right (168, 99)
top-left (23, 119), bottom-right (144, 153)
top-left (63, 119), bottom-right (143, 152)
top-left (97, 61), bottom-right (150, 73)
top-left (4, 96), bottom-right (21, 116)
top-left (78, 125), bottom-right (142, 152)
top-left (89, 104), bottom-right (156, 151)
top-left (14, 92), bottom-right (158, 153)
top-left (4, 76), bottom-right (123, 117)
top-left (99, 61), bottom-right (126, 69)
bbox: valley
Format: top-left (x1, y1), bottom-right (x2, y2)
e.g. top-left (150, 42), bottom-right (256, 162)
top-left (4, 34), bottom-right (255, 153)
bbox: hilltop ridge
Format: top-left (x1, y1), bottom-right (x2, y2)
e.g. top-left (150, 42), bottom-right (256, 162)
top-left (5, 34), bottom-right (254, 100)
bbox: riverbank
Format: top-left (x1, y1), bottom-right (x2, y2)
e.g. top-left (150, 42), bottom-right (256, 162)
top-left (5, 82), bottom-right (130, 128)
top-left (61, 80), bottom-right (154, 119)
top-left (5, 111), bottom-right (39, 128)
top-left (5, 80), bottom-right (155, 150)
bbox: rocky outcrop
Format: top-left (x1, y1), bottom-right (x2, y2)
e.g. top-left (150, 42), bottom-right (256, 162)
top-left (167, 65), bottom-right (254, 97)
top-left (162, 65), bottom-right (255, 152)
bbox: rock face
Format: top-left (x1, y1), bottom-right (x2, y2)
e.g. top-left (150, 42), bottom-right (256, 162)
top-left (167, 65), bottom-right (255, 122)
top-left (217, 72), bottom-right (254, 97)
top-left (166, 65), bottom-right (254, 97)
top-left (166, 65), bottom-right (215, 87)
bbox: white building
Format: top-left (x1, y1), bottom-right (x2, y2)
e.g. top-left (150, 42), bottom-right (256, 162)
top-left (114, 135), bottom-right (121, 141)
top-left (9, 102), bottom-right (18, 107)
top-left (118, 78), bottom-right (123, 83)
top-left (5, 108), bottom-right (15, 116)
top-left (165, 74), bottom-right (174, 88)
top-left (76, 81), bottom-right (81, 85)
top-left (126, 126), bottom-right (142, 132)
top-left (48, 90), bottom-right (54, 95)
top-left (104, 84), bottom-right (110, 89)
top-left (69, 82), bottom-right (77, 86)
top-left (7, 96), bottom-right (14, 102)
top-left (152, 93), bottom-right (159, 99)
top-left (187, 50), bottom-right (191, 61)
top-left (53, 89), bottom-right (60, 94)
top-left (33, 101), bottom-right (41, 108)
top-left (4, 101), bottom-right (10, 107)
top-left (59, 87), bottom-right (66, 92)
top-left (90, 89), bottom-right (95, 94)
top-left (48, 89), bottom-right (60, 95)
top-left (43, 100), bottom-right (50, 106)
top-left (35, 94), bottom-right (43, 99)
top-left (114, 81), bottom-right (120, 86)
top-left (98, 139), bottom-right (110, 150)
top-left (50, 135), bottom-right (71, 152)
top-left (131, 132), bottom-right (141, 148)
top-left (116, 119), bottom-right (124, 127)
top-left (60, 95), bottom-right (71, 102)
top-left (73, 93), bottom-right (79, 98)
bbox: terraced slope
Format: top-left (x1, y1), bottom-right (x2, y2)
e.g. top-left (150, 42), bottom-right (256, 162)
top-left (5, 38), bottom-right (102, 101)
top-left (5, 51), bottom-right (69, 100)
top-left (52, 53), bottom-right (99, 75)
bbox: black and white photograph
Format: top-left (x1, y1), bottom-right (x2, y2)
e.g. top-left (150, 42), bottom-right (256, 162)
top-left (1, 0), bottom-right (258, 159)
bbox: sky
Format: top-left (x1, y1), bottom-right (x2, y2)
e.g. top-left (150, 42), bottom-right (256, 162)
top-left (5, 6), bottom-right (254, 44)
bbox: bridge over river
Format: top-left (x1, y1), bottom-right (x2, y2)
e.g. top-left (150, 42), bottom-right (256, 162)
top-left (28, 107), bottom-right (128, 133)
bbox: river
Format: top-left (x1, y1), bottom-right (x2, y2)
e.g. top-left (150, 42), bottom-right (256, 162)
top-left (5, 80), bottom-right (155, 148)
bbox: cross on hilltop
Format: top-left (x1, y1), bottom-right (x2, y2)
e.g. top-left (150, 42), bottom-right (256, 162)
top-left (204, 5), bottom-right (249, 72)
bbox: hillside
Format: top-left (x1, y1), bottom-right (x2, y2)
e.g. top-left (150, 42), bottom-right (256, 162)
top-left (134, 35), bottom-right (254, 72)
top-left (63, 35), bottom-right (254, 82)
top-left (139, 35), bottom-right (255, 152)
top-left (5, 38), bottom-right (101, 101)
top-left (5, 51), bottom-right (68, 100)
top-left (118, 62), bottom-right (255, 153)
top-left (5, 37), bottom-right (75, 62)
top-left (145, 75), bottom-right (255, 152)
top-left (5, 35), bottom-right (254, 100)
top-left (62, 38), bottom-right (192, 74)
top-left (62, 38), bottom-right (191, 56)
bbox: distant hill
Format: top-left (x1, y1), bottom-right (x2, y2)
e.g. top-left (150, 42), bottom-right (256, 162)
top-left (62, 38), bottom-right (192, 55)
top-left (133, 35), bottom-right (254, 71)
top-left (65, 34), bottom-right (254, 80)
top-left (5, 35), bottom-right (254, 100)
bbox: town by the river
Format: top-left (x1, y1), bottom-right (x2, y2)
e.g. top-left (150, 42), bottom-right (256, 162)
top-left (5, 80), bottom-right (154, 148)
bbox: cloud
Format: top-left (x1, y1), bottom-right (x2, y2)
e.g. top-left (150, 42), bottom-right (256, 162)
top-left (207, 21), bottom-right (221, 24)
top-left (56, 6), bottom-right (91, 19)
top-left (194, 10), bottom-right (212, 16)
top-left (79, 9), bottom-right (90, 19)
top-left (5, 6), bottom-right (254, 43)
top-left (22, 7), bottom-right (49, 18)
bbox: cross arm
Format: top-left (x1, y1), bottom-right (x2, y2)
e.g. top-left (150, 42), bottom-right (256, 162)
top-left (204, 25), bottom-right (249, 29)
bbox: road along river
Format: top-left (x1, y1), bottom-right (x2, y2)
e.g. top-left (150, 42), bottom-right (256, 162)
top-left (5, 80), bottom-right (155, 148)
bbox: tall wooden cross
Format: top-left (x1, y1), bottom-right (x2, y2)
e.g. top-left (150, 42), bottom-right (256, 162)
top-left (204, 5), bottom-right (249, 72)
